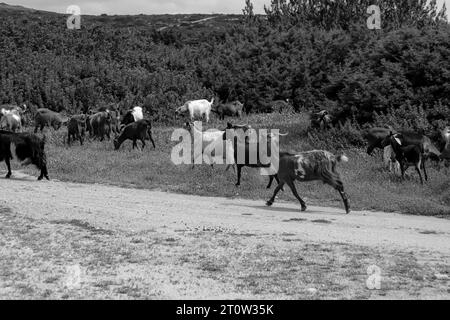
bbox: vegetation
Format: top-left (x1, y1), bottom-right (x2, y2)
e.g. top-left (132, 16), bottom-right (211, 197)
top-left (1, 1), bottom-right (449, 215)
top-left (0, 1), bottom-right (449, 132)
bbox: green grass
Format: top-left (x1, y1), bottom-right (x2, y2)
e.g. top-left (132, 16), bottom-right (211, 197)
top-left (23, 113), bottom-right (450, 217)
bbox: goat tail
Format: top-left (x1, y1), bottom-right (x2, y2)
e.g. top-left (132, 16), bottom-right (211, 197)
top-left (210, 97), bottom-right (215, 105)
top-left (336, 154), bottom-right (349, 163)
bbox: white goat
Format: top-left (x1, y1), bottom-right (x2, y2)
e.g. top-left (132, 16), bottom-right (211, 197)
top-left (1, 106), bottom-right (24, 132)
top-left (383, 145), bottom-right (401, 175)
top-left (131, 106), bottom-right (144, 122)
top-left (185, 121), bottom-right (235, 172)
top-left (441, 127), bottom-right (450, 165)
top-left (176, 98), bottom-right (214, 123)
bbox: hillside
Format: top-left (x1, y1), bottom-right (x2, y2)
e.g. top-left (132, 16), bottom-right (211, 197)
top-left (0, 1), bottom-right (449, 134)
top-left (0, 2), bottom-right (241, 30)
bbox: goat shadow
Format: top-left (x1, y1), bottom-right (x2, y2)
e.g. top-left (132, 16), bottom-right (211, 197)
top-left (0, 171), bottom-right (42, 182)
top-left (240, 204), bottom-right (325, 215)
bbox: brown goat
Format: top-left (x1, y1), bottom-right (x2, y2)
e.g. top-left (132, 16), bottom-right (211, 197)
top-left (266, 151), bottom-right (350, 214)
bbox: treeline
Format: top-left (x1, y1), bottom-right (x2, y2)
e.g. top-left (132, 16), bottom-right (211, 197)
top-left (0, 0), bottom-right (449, 132)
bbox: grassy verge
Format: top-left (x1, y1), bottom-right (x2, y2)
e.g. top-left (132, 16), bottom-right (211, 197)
top-left (21, 113), bottom-right (450, 216)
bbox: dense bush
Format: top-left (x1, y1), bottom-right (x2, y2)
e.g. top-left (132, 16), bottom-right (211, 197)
top-left (0, 1), bottom-right (448, 134)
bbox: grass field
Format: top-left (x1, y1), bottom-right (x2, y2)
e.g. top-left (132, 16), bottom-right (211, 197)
top-left (21, 113), bottom-right (450, 217)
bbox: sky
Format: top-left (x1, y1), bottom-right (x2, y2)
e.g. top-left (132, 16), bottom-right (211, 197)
top-left (4, 0), bottom-right (450, 16)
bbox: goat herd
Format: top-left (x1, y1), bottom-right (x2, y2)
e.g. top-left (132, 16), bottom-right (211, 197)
top-left (0, 103), bottom-right (156, 184)
top-left (0, 99), bottom-right (449, 214)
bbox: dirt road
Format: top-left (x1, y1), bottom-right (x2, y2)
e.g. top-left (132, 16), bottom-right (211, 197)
top-left (1, 171), bottom-right (449, 299)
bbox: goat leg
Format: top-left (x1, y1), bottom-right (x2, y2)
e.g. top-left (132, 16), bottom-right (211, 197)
top-left (400, 163), bottom-right (406, 181)
top-left (337, 187), bottom-right (351, 214)
top-left (235, 166), bottom-right (242, 186)
top-left (266, 174), bottom-right (283, 191)
top-left (367, 145), bottom-right (375, 156)
top-left (415, 166), bottom-right (424, 185)
top-left (266, 175), bottom-right (275, 189)
top-left (5, 158), bottom-right (12, 179)
top-left (266, 182), bottom-right (285, 206)
top-left (38, 170), bottom-right (50, 181)
top-left (149, 134), bottom-right (156, 149)
top-left (286, 180), bottom-right (307, 211)
top-left (422, 159), bottom-right (428, 182)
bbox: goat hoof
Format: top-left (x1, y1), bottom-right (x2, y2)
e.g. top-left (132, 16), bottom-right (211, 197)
top-left (5, 174), bottom-right (11, 179)
top-left (301, 205), bottom-right (307, 212)
top-left (266, 201), bottom-right (273, 207)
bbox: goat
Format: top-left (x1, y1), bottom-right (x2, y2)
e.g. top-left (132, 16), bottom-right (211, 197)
top-left (390, 130), bottom-right (440, 160)
top-left (104, 107), bottom-right (121, 134)
top-left (440, 127), bottom-right (450, 166)
top-left (121, 106), bottom-right (144, 129)
top-left (176, 98), bottom-right (214, 123)
top-left (1, 104), bottom-right (27, 131)
top-left (185, 121), bottom-right (235, 172)
top-left (114, 120), bottom-right (156, 151)
top-left (383, 145), bottom-right (401, 175)
top-left (1, 104), bottom-right (27, 125)
top-left (363, 127), bottom-right (393, 155)
top-left (0, 112), bottom-right (22, 132)
top-left (270, 99), bottom-right (294, 113)
top-left (364, 128), bottom-right (440, 162)
top-left (34, 108), bottom-right (68, 133)
top-left (212, 101), bottom-right (244, 120)
top-left (266, 151), bottom-right (350, 214)
top-left (89, 111), bottom-right (112, 141)
top-left (311, 110), bottom-right (333, 130)
top-left (67, 115), bottom-right (86, 146)
top-left (381, 132), bottom-right (427, 184)
top-left (0, 130), bottom-right (49, 180)
top-left (224, 125), bottom-right (288, 186)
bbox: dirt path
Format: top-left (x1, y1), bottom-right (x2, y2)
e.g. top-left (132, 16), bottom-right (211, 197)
top-left (1, 171), bottom-right (449, 299)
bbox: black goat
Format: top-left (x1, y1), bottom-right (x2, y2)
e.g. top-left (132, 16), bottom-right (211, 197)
top-left (67, 115), bottom-right (86, 146)
top-left (0, 130), bottom-right (49, 180)
top-left (224, 125), bottom-right (288, 186)
top-left (266, 151), bottom-right (350, 214)
top-left (310, 110), bottom-right (333, 130)
top-left (114, 120), bottom-right (156, 151)
top-left (363, 127), bottom-right (392, 155)
top-left (381, 132), bottom-right (427, 184)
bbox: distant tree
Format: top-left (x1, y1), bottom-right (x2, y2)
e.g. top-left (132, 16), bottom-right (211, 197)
top-left (264, 0), bottom-right (448, 30)
top-left (243, 0), bottom-right (257, 24)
